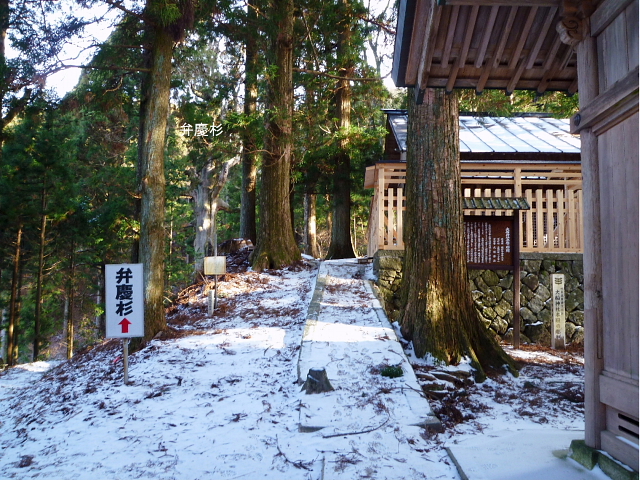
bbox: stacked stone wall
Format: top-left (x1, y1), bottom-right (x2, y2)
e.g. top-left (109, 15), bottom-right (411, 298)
top-left (373, 251), bottom-right (584, 347)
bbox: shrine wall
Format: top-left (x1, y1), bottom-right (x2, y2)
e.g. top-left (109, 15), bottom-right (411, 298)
top-left (373, 251), bottom-right (584, 347)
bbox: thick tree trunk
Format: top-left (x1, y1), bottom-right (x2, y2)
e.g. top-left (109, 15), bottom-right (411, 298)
top-left (239, 0), bottom-right (258, 244)
top-left (251, 0), bottom-right (300, 271)
top-left (326, 0), bottom-right (355, 260)
top-left (303, 192), bottom-right (320, 258)
top-left (399, 88), bottom-right (517, 381)
top-left (138, 26), bottom-right (173, 341)
top-left (7, 224), bottom-right (22, 366)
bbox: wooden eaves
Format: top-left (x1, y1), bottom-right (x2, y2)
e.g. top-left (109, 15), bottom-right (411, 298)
top-left (392, 0), bottom-right (579, 102)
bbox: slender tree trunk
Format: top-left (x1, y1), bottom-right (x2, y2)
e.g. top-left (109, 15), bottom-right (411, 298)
top-left (399, 88), bottom-right (517, 381)
top-left (239, 0), bottom-right (258, 244)
top-left (252, 0), bottom-right (300, 271)
top-left (327, 0), bottom-right (355, 259)
top-left (191, 157), bottom-right (239, 279)
top-left (65, 243), bottom-right (75, 360)
top-left (304, 192), bottom-right (320, 258)
top-left (7, 224), bottom-right (22, 366)
top-left (138, 26), bottom-right (173, 341)
top-left (34, 185), bottom-right (47, 361)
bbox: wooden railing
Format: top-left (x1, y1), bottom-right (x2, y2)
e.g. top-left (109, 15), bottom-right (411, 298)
top-left (366, 162), bottom-right (583, 256)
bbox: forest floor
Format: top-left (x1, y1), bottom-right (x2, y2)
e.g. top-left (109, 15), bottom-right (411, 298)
top-left (0, 251), bottom-right (609, 480)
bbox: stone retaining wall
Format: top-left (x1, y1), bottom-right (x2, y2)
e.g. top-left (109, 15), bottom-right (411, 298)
top-left (373, 251), bottom-right (584, 347)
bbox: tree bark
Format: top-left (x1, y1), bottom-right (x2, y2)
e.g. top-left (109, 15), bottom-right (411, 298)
top-left (326, 0), bottom-right (356, 260)
top-left (191, 156), bottom-right (238, 279)
top-left (303, 192), bottom-right (320, 258)
top-left (65, 243), bottom-right (75, 360)
top-left (7, 224), bottom-right (22, 366)
top-left (399, 88), bottom-right (517, 381)
top-left (251, 0), bottom-right (300, 271)
top-left (34, 185), bottom-right (47, 361)
top-left (138, 25), bottom-right (173, 341)
top-left (239, 0), bottom-right (258, 244)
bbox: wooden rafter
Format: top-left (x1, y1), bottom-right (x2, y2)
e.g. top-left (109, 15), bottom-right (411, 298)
top-left (525, 7), bottom-right (558, 69)
top-left (458, 5), bottom-right (480, 68)
top-left (440, 5), bottom-right (460, 68)
top-left (475, 6), bottom-right (500, 68)
top-left (508, 7), bottom-right (539, 69)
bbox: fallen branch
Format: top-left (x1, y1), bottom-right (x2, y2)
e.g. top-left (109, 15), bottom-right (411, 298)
top-left (275, 436), bottom-right (314, 470)
top-left (322, 415), bottom-right (390, 439)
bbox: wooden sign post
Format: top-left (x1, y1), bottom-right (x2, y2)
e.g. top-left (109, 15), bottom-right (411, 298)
top-left (465, 214), bottom-right (522, 348)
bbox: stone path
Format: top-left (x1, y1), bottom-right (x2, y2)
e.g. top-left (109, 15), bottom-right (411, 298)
top-left (297, 259), bottom-right (441, 435)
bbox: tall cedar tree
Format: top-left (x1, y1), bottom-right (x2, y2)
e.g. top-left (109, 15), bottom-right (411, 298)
top-left (138, 0), bottom-right (195, 341)
top-left (239, 0), bottom-right (258, 244)
top-left (251, 0), bottom-right (300, 270)
top-left (326, 0), bottom-right (356, 259)
top-left (400, 88), bottom-right (517, 381)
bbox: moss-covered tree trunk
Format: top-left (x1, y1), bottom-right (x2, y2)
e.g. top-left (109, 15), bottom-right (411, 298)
top-left (400, 88), bottom-right (517, 381)
top-left (138, 26), bottom-right (173, 341)
top-left (251, 0), bottom-right (300, 271)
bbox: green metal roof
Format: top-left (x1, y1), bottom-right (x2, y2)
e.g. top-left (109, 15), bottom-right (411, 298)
top-left (463, 197), bottom-right (530, 210)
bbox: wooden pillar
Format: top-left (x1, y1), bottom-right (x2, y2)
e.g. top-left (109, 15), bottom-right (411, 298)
top-left (575, 30), bottom-right (605, 449)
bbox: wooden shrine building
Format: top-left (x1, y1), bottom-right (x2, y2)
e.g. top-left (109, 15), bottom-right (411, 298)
top-left (366, 111), bottom-right (583, 257)
top-left (390, 0), bottom-right (638, 472)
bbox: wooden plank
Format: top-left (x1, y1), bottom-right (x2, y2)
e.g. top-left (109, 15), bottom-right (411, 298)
top-left (572, 66), bottom-right (639, 134)
top-left (508, 6), bottom-right (539, 70)
top-left (537, 43), bottom-right (575, 94)
top-left (475, 6), bottom-right (500, 68)
top-left (591, 0), bottom-right (635, 37)
top-left (600, 374), bottom-right (639, 419)
top-left (387, 188), bottom-right (394, 247)
top-left (627, 1), bottom-right (639, 72)
top-left (535, 189), bottom-right (544, 248)
top-left (601, 430), bottom-right (640, 471)
top-left (526, 7), bottom-right (558, 69)
top-left (525, 189), bottom-right (533, 249)
top-left (441, 5), bottom-right (460, 68)
top-left (397, 188), bottom-right (404, 248)
top-left (556, 189), bottom-right (565, 249)
top-left (442, 0), bottom-right (558, 6)
top-left (417, 6), bottom-right (442, 95)
top-left (577, 189), bottom-right (584, 249)
top-left (377, 173), bottom-right (385, 249)
top-left (458, 5), bottom-right (480, 68)
top-left (606, 407), bottom-right (639, 445)
top-left (600, 12), bottom-right (630, 90)
top-left (546, 189), bottom-right (555, 249)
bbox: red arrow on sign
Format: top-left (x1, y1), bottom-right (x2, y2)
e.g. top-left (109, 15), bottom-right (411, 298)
top-left (119, 318), bottom-right (132, 334)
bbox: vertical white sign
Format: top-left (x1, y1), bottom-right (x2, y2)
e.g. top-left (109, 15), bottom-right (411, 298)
top-left (551, 273), bottom-right (565, 349)
top-left (105, 264), bottom-right (144, 338)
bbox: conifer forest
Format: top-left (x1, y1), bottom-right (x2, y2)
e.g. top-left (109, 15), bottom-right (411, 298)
top-left (0, 0), bottom-right (576, 366)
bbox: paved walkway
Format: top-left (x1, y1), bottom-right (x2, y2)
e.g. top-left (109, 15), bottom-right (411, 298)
top-left (297, 259), bottom-right (616, 480)
top-left (297, 259), bottom-right (441, 435)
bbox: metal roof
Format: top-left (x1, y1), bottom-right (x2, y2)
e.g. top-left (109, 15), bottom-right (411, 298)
top-left (386, 111), bottom-right (580, 155)
top-left (463, 197), bottom-right (530, 210)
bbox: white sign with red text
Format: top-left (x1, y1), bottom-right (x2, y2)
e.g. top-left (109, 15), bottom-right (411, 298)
top-left (105, 264), bottom-right (144, 338)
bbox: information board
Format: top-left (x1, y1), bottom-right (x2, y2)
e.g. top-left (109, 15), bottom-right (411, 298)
top-left (464, 216), bottom-right (514, 268)
top-left (105, 264), bottom-right (144, 338)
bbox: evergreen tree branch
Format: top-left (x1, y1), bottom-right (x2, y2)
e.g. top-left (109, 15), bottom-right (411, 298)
top-left (293, 68), bottom-right (381, 82)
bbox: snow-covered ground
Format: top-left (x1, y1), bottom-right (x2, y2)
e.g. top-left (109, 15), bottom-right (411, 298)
top-left (0, 255), bottom-right (603, 479)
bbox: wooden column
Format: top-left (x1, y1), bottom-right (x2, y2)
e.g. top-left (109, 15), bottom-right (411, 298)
top-left (576, 30), bottom-right (605, 450)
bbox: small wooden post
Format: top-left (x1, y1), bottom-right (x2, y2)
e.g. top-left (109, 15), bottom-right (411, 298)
top-left (123, 339), bottom-right (129, 385)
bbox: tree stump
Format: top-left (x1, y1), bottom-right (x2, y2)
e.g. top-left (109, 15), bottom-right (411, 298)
top-left (301, 368), bottom-right (334, 394)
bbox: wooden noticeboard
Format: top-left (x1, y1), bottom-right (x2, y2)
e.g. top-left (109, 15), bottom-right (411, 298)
top-left (464, 215), bottom-right (522, 348)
